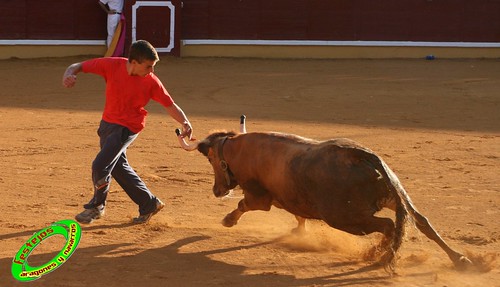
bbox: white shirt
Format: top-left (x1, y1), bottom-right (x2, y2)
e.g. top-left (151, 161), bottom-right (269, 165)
top-left (100, 0), bottom-right (124, 13)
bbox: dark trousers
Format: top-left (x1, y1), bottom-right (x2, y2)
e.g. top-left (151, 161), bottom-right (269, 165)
top-left (85, 120), bottom-right (157, 215)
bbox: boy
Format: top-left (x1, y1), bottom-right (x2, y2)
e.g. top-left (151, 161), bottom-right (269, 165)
top-left (62, 40), bottom-right (193, 224)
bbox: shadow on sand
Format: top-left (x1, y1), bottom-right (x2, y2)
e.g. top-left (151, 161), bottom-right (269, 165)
top-left (1, 233), bottom-right (391, 287)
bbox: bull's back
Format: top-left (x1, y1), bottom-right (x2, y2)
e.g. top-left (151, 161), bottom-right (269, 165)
top-left (235, 134), bottom-right (388, 217)
top-left (283, 138), bottom-right (388, 218)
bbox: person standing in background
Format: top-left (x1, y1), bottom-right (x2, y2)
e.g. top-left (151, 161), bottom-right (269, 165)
top-left (98, 0), bottom-right (124, 47)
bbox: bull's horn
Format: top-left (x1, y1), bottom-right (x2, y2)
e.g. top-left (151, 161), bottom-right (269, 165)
top-left (240, 114), bottom-right (247, 133)
top-left (175, 128), bottom-right (199, 151)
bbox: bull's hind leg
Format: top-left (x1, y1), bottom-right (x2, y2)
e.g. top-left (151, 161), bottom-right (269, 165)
top-left (330, 216), bottom-right (397, 268)
top-left (411, 210), bottom-right (472, 268)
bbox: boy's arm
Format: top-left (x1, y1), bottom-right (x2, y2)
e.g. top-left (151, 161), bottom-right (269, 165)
top-left (62, 63), bottom-right (83, 88)
top-left (165, 103), bottom-right (193, 140)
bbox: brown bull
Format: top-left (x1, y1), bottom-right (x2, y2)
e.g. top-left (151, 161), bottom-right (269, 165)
top-left (176, 116), bottom-right (472, 273)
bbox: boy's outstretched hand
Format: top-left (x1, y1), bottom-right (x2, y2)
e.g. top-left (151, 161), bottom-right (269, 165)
top-left (62, 74), bottom-right (77, 88)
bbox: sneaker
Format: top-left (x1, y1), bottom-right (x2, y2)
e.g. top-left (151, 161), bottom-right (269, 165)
top-left (75, 205), bottom-right (105, 224)
top-left (132, 198), bottom-right (165, 224)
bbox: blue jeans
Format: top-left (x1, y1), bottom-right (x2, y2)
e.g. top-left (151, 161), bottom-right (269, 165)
top-left (84, 120), bottom-right (158, 215)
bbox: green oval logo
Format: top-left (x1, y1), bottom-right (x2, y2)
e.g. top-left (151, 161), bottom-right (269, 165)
top-left (11, 219), bottom-right (81, 282)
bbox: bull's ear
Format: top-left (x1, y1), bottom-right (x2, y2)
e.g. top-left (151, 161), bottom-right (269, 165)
top-left (197, 141), bottom-right (210, 156)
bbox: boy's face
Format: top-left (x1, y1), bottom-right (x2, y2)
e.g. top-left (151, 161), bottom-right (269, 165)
top-left (129, 59), bottom-right (157, 77)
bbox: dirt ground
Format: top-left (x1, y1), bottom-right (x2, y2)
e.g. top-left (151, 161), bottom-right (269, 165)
top-left (0, 56), bottom-right (499, 287)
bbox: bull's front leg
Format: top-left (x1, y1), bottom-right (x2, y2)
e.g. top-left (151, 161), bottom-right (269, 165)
top-left (291, 215), bottom-right (306, 234)
top-left (271, 200), bottom-right (306, 234)
top-left (222, 192), bottom-right (273, 227)
top-left (222, 199), bottom-right (246, 227)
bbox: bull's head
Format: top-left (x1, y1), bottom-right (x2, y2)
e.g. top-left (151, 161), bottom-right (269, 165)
top-left (176, 115), bottom-right (247, 197)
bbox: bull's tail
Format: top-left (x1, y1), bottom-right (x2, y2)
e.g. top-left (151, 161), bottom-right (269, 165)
top-left (376, 158), bottom-right (474, 272)
top-left (358, 144), bottom-right (473, 272)
top-left (369, 155), bottom-right (414, 273)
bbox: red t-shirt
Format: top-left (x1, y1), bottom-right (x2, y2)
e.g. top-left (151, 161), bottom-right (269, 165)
top-left (82, 57), bottom-right (174, 133)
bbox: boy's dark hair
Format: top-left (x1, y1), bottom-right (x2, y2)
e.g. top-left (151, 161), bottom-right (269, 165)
top-left (128, 40), bottom-right (159, 63)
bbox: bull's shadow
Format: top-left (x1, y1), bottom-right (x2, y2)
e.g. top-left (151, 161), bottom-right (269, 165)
top-left (0, 233), bottom-right (391, 287)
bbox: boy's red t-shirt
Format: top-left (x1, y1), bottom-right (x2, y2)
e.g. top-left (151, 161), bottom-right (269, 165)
top-left (82, 57), bottom-right (174, 133)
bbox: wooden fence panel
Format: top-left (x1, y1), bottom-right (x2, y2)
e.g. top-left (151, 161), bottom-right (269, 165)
top-left (181, 0), bottom-right (500, 43)
top-left (0, 0), bottom-right (105, 40)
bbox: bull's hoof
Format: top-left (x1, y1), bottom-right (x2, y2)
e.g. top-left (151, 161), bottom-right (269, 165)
top-left (222, 215), bottom-right (237, 227)
top-left (291, 226), bottom-right (306, 235)
top-left (454, 255), bottom-right (473, 270)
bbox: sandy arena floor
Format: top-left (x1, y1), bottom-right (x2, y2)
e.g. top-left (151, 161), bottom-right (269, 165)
top-left (0, 56), bottom-right (499, 286)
